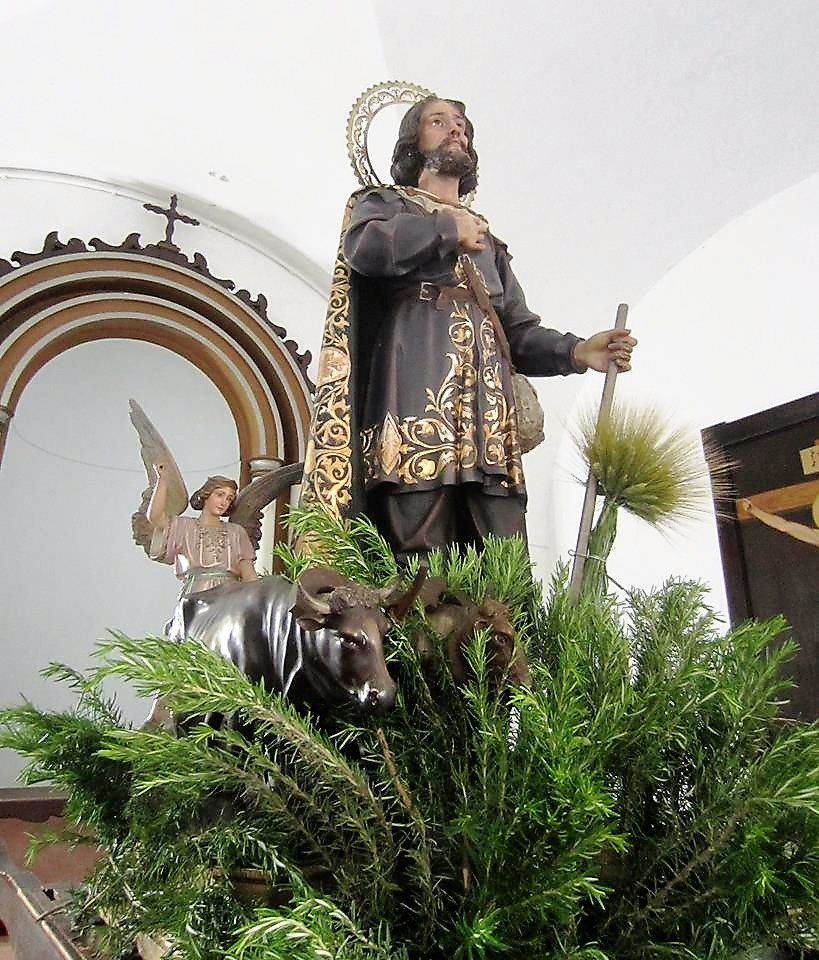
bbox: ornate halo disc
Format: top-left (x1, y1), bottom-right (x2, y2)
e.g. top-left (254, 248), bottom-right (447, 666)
top-left (346, 80), bottom-right (436, 188)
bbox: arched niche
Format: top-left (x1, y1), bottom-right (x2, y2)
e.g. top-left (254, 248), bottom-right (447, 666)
top-left (0, 236), bottom-right (314, 544)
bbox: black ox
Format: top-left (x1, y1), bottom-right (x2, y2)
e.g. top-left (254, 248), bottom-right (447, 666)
top-left (171, 566), bottom-right (424, 713)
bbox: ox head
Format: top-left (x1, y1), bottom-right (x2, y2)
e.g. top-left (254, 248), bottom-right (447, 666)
top-left (290, 566), bottom-right (427, 712)
top-left (472, 597), bottom-right (531, 688)
top-left (422, 584), bottom-right (531, 689)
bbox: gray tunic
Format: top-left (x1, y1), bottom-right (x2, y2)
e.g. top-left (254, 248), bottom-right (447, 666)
top-left (342, 186), bottom-right (582, 498)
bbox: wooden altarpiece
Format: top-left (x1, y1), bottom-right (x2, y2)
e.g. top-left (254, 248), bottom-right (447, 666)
top-left (703, 392), bottom-right (819, 720)
top-left (0, 204), bottom-right (315, 546)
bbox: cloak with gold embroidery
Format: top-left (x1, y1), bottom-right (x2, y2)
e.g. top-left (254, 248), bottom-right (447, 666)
top-left (301, 186), bottom-right (584, 521)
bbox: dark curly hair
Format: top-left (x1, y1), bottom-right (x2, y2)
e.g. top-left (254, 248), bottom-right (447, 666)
top-left (190, 475), bottom-right (238, 513)
top-left (390, 96), bottom-right (478, 198)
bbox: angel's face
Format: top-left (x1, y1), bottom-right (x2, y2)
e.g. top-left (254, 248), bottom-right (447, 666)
top-left (203, 485), bottom-right (236, 518)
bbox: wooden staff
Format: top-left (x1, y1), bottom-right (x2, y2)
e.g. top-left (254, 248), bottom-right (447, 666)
top-left (568, 302), bottom-right (630, 603)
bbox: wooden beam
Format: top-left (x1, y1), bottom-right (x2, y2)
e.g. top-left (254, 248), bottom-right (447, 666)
top-left (0, 789), bottom-right (66, 823)
top-left (0, 841), bottom-right (89, 959)
top-left (735, 478), bottom-right (819, 519)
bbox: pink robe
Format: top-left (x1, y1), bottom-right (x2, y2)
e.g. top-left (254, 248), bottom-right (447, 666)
top-left (150, 515), bottom-right (255, 596)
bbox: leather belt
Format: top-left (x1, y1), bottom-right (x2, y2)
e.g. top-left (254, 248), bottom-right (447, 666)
top-left (394, 282), bottom-right (477, 310)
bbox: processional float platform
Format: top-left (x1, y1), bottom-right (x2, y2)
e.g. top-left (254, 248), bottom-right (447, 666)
top-left (0, 839), bottom-right (90, 960)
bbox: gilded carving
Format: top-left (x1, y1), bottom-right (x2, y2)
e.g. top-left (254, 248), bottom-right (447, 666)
top-left (301, 199), bottom-right (358, 517)
top-left (360, 300), bottom-right (523, 489)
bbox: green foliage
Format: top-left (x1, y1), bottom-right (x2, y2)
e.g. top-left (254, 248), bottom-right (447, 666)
top-left (227, 899), bottom-right (406, 960)
top-left (275, 505), bottom-right (400, 585)
top-left (1, 510), bottom-right (817, 959)
top-left (551, 580), bottom-right (819, 957)
top-left (582, 499), bottom-right (619, 599)
top-left (574, 402), bottom-right (722, 531)
top-left (0, 665), bottom-right (133, 844)
top-left (573, 400), bottom-right (734, 597)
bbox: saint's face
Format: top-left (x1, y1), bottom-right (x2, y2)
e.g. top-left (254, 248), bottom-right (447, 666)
top-left (204, 485), bottom-right (235, 517)
top-left (417, 100), bottom-right (469, 158)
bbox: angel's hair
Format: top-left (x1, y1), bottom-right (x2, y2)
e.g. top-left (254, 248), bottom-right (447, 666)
top-left (190, 476), bottom-right (238, 513)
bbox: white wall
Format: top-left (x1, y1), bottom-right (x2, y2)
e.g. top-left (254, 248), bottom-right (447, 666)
top-left (0, 1), bottom-right (389, 271)
top-left (552, 173), bottom-right (819, 614)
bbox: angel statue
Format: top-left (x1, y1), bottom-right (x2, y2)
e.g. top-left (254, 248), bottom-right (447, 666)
top-left (129, 399), bottom-right (302, 727)
top-left (133, 400), bottom-right (272, 590)
top-left (130, 398), bottom-right (303, 595)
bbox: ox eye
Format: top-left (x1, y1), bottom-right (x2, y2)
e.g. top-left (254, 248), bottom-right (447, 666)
top-left (340, 634), bottom-right (365, 649)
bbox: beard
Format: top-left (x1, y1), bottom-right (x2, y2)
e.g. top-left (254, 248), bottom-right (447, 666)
top-left (421, 142), bottom-right (474, 179)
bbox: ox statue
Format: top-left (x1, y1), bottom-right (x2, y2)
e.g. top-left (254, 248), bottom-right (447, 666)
top-left (417, 580), bottom-right (531, 690)
top-left (170, 566), bottom-right (426, 713)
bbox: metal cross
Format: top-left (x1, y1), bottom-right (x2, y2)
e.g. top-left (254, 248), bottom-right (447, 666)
top-left (143, 194), bottom-right (200, 249)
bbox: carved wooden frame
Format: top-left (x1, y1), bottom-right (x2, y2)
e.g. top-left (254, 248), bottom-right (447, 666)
top-left (0, 231), bottom-right (314, 545)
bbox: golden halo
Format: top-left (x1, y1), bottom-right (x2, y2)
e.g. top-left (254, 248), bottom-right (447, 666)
top-left (346, 80), bottom-right (435, 188)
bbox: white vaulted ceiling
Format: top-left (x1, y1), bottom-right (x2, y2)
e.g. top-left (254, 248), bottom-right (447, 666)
top-left (2, 0), bottom-right (817, 315)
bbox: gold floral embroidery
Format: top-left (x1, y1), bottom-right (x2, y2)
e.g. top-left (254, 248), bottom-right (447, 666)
top-left (377, 412), bottom-right (402, 475)
top-left (305, 192), bottom-right (525, 518)
top-left (301, 196), bottom-right (359, 518)
top-left (361, 297), bottom-right (524, 488)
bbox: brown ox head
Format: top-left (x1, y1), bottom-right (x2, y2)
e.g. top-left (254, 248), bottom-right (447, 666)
top-left (422, 585), bottom-right (531, 689)
top-left (290, 565), bottom-right (427, 711)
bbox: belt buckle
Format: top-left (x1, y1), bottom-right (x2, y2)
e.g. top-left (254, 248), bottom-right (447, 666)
top-left (419, 282), bottom-right (436, 302)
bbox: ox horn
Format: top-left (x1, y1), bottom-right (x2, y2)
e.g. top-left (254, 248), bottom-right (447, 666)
top-left (293, 565), bottom-right (349, 618)
top-left (380, 562), bottom-right (429, 622)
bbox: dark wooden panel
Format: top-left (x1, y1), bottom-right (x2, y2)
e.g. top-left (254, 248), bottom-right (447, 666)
top-left (0, 789), bottom-right (66, 823)
top-left (0, 841), bottom-right (89, 959)
top-left (703, 391), bottom-right (819, 720)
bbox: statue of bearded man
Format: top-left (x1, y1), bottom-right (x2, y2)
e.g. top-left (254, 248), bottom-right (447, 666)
top-left (302, 95), bottom-right (636, 562)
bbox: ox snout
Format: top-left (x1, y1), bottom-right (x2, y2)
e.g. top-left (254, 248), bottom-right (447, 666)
top-left (357, 680), bottom-right (396, 712)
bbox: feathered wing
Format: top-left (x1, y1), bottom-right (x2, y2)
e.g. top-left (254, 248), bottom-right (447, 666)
top-left (231, 461), bottom-right (305, 552)
top-left (129, 399), bottom-right (189, 555)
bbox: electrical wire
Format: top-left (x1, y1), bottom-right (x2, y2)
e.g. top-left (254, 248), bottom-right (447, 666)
top-left (9, 420), bottom-right (240, 475)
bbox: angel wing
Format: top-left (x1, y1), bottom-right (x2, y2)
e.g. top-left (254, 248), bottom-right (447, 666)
top-left (231, 461), bottom-right (305, 552)
top-left (129, 398), bottom-right (189, 555)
